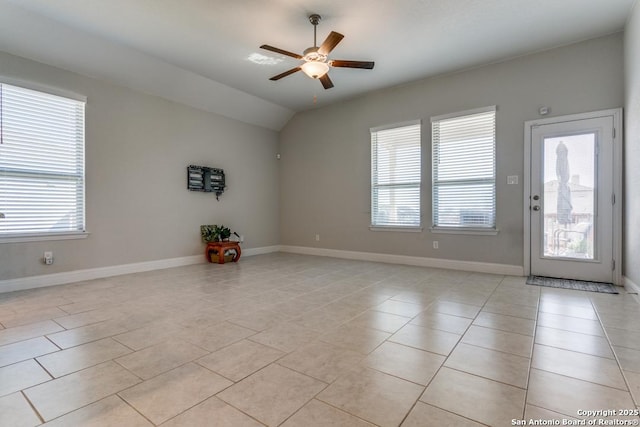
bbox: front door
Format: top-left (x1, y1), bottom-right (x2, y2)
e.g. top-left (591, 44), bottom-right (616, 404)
top-left (526, 110), bottom-right (621, 283)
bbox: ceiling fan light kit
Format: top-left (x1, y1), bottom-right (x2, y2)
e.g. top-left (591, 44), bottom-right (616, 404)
top-left (260, 13), bottom-right (374, 89)
top-left (301, 61), bottom-right (329, 79)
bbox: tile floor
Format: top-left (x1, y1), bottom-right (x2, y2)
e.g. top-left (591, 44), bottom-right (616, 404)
top-left (0, 253), bottom-right (639, 426)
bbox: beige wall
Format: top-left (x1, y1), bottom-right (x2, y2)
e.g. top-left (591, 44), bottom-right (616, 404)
top-left (624, 2), bottom-right (640, 286)
top-left (279, 34), bottom-right (624, 268)
top-left (0, 51), bottom-right (280, 281)
top-left (0, 31), bottom-right (630, 282)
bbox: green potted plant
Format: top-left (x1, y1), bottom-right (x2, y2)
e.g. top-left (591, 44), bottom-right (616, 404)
top-left (200, 225), bottom-right (220, 243)
top-left (219, 225), bottom-right (231, 241)
top-left (200, 224), bottom-right (241, 263)
top-left (201, 224), bottom-right (240, 242)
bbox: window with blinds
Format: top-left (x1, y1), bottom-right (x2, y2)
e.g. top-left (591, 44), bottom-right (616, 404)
top-left (432, 106), bottom-right (496, 229)
top-left (371, 121), bottom-right (421, 228)
top-left (0, 82), bottom-right (86, 237)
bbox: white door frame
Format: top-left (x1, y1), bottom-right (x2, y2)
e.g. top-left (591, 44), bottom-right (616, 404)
top-left (523, 108), bottom-right (623, 285)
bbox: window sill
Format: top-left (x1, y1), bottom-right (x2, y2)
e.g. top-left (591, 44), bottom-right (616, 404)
top-left (430, 227), bottom-right (499, 236)
top-left (0, 231), bottom-right (90, 244)
top-left (370, 226), bottom-right (423, 233)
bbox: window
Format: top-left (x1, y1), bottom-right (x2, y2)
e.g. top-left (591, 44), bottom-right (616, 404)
top-left (0, 82), bottom-right (86, 240)
top-left (432, 106), bottom-right (496, 231)
top-left (371, 120), bottom-right (421, 229)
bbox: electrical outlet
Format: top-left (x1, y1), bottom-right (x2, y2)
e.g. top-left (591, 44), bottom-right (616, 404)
top-left (507, 175), bottom-right (518, 185)
top-left (239, 235), bottom-right (245, 243)
top-left (43, 251), bottom-right (54, 265)
top-left (315, 234), bottom-right (320, 241)
top-left (433, 241), bottom-right (439, 249)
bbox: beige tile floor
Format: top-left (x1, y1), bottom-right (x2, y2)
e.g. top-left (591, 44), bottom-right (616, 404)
top-left (0, 253), bottom-right (639, 426)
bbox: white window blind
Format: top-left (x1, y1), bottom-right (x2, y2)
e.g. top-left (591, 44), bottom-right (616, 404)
top-left (371, 121), bottom-right (421, 228)
top-left (432, 106), bottom-right (496, 229)
top-left (0, 82), bottom-right (86, 236)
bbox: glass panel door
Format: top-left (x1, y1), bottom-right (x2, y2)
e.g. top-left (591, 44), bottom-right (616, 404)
top-left (530, 116), bottom-right (613, 283)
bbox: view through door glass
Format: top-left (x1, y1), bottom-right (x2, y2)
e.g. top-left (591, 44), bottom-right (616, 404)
top-left (542, 134), bottom-right (596, 260)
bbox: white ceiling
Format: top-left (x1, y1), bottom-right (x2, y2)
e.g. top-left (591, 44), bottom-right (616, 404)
top-left (0, 0), bottom-right (635, 130)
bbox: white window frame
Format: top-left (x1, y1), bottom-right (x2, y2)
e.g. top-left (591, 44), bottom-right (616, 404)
top-left (370, 120), bottom-right (422, 231)
top-left (431, 106), bottom-right (498, 235)
top-left (0, 79), bottom-right (88, 243)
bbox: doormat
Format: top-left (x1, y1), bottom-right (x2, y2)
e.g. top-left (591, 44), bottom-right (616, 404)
top-left (526, 276), bottom-right (619, 294)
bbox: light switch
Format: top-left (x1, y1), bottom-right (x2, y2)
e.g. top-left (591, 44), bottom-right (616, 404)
top-left (507, 175), bottom-right (518, 185)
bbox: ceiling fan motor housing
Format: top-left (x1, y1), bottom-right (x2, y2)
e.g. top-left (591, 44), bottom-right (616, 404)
top-left (302, 47), bottom-right (327, 63)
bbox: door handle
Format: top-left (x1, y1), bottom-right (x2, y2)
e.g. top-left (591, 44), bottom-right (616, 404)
top-left (532, 205), bottom-right (540, 211)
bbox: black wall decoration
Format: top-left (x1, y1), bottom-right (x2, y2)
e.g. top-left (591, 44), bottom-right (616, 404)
top-left (187, 165), bottom-right (225, 200)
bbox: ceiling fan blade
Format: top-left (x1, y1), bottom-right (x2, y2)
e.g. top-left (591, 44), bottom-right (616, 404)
top-left (318, 31), bottom-right (344, 55)
top-left (319, 74), bottom-right (334, 90)
top-left (330, 60), bottom-right (375, 69)
top-left (269, 67), bottom-right (302, 81)
top-left (260, 44), bottom-right (302, 60)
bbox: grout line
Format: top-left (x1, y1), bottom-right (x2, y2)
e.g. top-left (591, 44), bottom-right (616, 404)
top-left (21, 390), bottom-right (45, 424)
top-left (397, 274), bottom-right (508, 425)
top-left (211, 398), bottom-right (268, 426)
top-left (527, 366), bottom-right (630, 393)
top-left (33, 356), bottom-right (55, 379)
top-left (522, 283), bottom-right (541, 418)
top-left (592, 298), bottom-right (639, 406)
top-left (115, 394), bottom-right (157, 426)
top-left (468, 322), bottom-right (536, 339)
top-left (43, 334), bottom-right (62, 351)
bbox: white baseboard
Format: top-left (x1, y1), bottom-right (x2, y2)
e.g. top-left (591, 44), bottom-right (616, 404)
top-left (623, 276), bottom-right (640, 295)
top-left (242, 245), bottom-right (281, 257)
top-left (0, 245), bottom-right (280, 294)
top-left (280, 245), bottom-right (524, 276)
top-left (0, 255), bottom-right (204, 294)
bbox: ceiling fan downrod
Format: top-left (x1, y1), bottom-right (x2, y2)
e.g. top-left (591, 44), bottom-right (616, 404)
top-left (309, 14), bottom-right (321, 48)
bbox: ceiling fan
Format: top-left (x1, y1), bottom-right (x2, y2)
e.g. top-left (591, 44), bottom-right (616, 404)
top-left (260, 14), bottom-right (374, 89)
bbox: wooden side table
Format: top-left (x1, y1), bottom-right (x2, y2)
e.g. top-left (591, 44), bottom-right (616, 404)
top-left (205, 241), bottom-right (241, 264)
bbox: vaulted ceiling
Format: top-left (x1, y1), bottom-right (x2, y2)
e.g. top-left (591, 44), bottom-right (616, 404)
top-left (0, 0), bottom-right (635, 130)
